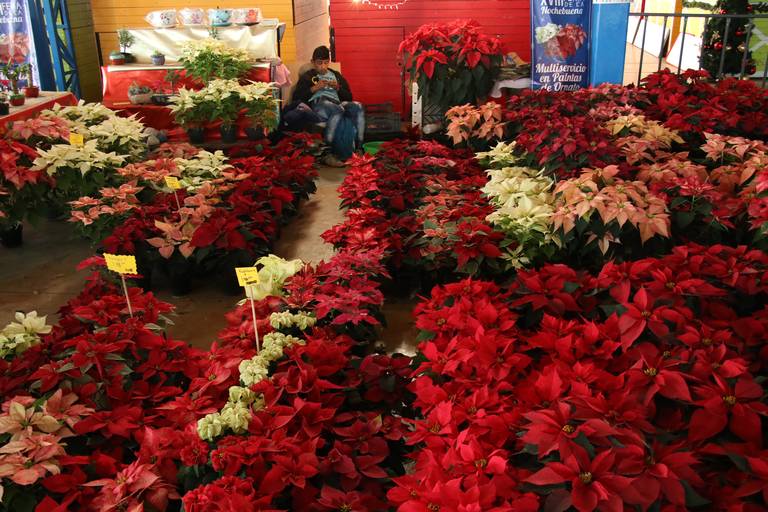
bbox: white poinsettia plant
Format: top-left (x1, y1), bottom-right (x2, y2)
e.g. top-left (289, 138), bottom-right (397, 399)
top-left (32, 139), bottom-right (125, 177)
top-left (479, 142), bottom-right (559, 268)
top-left (0, 311), bottom-right (52, 359)
top-left (42, 100), bottom-right (115, 126)
top-left (179, 38), bottom-right (252, 83)
top-left (169, 79), bottom-right (278, 129)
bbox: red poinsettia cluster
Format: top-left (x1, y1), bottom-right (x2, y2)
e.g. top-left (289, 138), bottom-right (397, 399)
top-left (0, 259), bottom-right (215, 509)
top-left (0, 139), bottom-right (53, 228)
top-left (399, 20), bottom-right (503, 108)
top-left (395, 242), bottom-right (768, 511)
top-left (639, 70), bottom-right (768, 139)
top-left (323, 140), bottom-right (505, 282)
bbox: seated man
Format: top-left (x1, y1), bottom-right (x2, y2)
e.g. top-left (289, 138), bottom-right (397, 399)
top-left (290, 46), bottom-right (364, 167)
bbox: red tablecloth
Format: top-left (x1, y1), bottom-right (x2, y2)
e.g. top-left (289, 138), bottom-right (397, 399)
top-left (101, 65), bottom-right (272, 135)
top-left (0, 91), bottom-right (78, 125)
top-left (101, 65), bottom-right (271, 108)
top-left (113, 104), bottom-right (260, 141)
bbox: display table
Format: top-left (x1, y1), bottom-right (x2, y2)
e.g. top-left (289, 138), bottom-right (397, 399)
top-left (126, 23), bottom-right (284, 63)
top-left (0, 91), bottom-right (78, 126)
top-left (101, 63), bottom-right (272, 132)
top-left (101, 63), bottom-right (273, 137)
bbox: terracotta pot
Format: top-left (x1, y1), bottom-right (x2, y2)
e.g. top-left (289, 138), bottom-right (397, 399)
top-left (9, 95), bottom-right (25, 106)
top-left (23, 86), bottom-right (39, 98)
top-left (110, 54), bottom-right (125, 65)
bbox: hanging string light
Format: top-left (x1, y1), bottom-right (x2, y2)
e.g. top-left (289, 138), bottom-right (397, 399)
top-left (352, 0), bottom-right (409, 10)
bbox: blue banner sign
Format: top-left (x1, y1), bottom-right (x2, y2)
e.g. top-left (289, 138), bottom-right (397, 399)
top-left (531, 0), bottom-right (592, 91)
top-left (0, 0), bottom-right (39, 87)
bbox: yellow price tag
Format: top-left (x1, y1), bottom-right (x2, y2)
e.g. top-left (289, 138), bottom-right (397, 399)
top-left (235, 267), bottom-right (261, 286)
top-left (164, 176), bottom-right (182, 190)
top-left (104, 253), bottom-right (138, 275)
top-left (69, 133), bottom-right (84, 146)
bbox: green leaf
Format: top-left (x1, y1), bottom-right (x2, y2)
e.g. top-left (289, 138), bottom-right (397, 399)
top-left (573, 431), bottom-right (596, 458)
top-left (676, 211), bottom-right (696, 229)
top-left (415, 330), bottom-right (435, 342)
top-left (682, 480), bottom-right (710, 507)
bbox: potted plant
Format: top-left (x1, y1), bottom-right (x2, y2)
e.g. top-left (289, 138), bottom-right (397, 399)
top-left (109, 50), bottom-right (125, 65)
top-left (151, 50), bottom-right (165, 66)
top-left (241, 82), bottom-right (279, 140)
top-left (128, 82), bottom-right (154, 104)
top-left (117, 29), bottom-right (136, 63)
top-left (178, 38), bottom-right (251, 83)
top-left (399, 20), bottom-right (503, 128)
top-left (206, 79), bottom-right (241, 143)
top-left (23, 64), bottom-right (39, 97)
top-left (168, 87), bottom-right (210, 143)
top-left (1, 61), bottom-right (28, 106)
top-left (0, 92), bottom-right (9, 115)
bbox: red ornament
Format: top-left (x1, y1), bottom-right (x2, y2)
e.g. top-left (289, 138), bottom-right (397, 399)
top-left (735, 28), bottom-right (745, 36)
top-left (714, 41), bottom-right (724, 50)
top-left (747, 64), bottom-right (757, 74)
top-left (720, 8), bottom-right (727, 13)
top-left (746, 4), bottom-right (753, 11)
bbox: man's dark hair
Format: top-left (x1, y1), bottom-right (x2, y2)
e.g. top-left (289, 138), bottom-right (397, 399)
top-left (312, 46), bottom-right (331, 61)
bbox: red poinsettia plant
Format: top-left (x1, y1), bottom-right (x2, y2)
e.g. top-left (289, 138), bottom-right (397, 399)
top-left (399, 19), bottom-right (503, 109)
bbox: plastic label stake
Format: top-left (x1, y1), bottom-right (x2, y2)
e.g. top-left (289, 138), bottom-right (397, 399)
top-left (104, 253), bottom-right (138, 317)
top-left (236, 267), bottom-right (261, 351)
top-left (164, 176), bottom-right (183, 210)
top-left (69, 133), bottom-right (84, 146)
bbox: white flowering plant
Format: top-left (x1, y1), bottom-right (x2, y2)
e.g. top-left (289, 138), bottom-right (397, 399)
top-left (32, 140), bottom-right (126, 201)
top-left (179, 39), bottom-right (251, 83)
top-left (0, 311), bottom-right (52, 359)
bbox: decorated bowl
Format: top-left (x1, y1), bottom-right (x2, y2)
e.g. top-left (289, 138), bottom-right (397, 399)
top-left (207, 8), bottom-right (231, 26)
top-left (179, 8), bottom-right (205, 26)
top-left (231, 8), bottom-right (262, 24)
top-left (145, 9), bottom-right (177, 28)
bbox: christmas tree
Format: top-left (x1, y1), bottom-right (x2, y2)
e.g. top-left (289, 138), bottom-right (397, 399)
top-left (700, 0), bottom-right (757, 77)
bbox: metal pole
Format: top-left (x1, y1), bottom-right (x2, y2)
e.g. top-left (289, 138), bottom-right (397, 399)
top-left (677, 16), bottom-right (688, 74)
top-left (659, 15), bottom-right (669, 71)
top-left (717, 17), bottom-right (732, 78)
top-left (638, 16), bottom-right (649, 84)
top-left (763, 53), bottom-right (768, 88)
top-left (739, 22), bottom-right (753, 78)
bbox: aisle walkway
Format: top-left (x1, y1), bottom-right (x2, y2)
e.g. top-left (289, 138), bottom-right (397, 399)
top-left (0, 166), bottom-right (419, 353)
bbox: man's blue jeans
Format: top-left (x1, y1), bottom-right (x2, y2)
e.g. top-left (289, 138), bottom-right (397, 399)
top-left (312, 99), bottom-right (365, 148)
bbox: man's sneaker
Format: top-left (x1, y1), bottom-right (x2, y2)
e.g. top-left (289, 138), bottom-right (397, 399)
top-left (323, 154), bottom-right (346, 167)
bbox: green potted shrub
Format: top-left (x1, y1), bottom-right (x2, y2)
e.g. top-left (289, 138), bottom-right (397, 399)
top-left (117, 29), bottom-right (136, 63)
top-left (109, 50), bottom-right (125, 65)
top-left (151, 50), bottom-right (166, 66)
top-left (23, 64), bottom-right (39, 98)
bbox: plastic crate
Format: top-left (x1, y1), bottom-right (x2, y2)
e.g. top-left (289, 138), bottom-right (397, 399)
top-left (364, 102), bottom-right (403, 134)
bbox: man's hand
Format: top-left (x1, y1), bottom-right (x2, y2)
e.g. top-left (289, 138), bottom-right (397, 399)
top-left (310, 80), bottom-right (326, 93)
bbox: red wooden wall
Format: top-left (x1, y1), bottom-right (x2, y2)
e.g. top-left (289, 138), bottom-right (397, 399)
top-left (329, 0), bottom-right (532, 115)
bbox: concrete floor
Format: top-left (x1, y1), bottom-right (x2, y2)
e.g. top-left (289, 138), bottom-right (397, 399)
top-left (0, 166), bottom-right (419, 354)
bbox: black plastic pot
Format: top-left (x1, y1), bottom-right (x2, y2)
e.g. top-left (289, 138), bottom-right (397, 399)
top-left (245, 126), bottom-right (263, 141)
top-left (187, 127), bottom-right (205, 144)
top-left (0, 223), bottom-right (23, 248)
top-left (220, 124), bottom-right (237, 143)
top-left (0, 102), bottom-right (8, 115)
